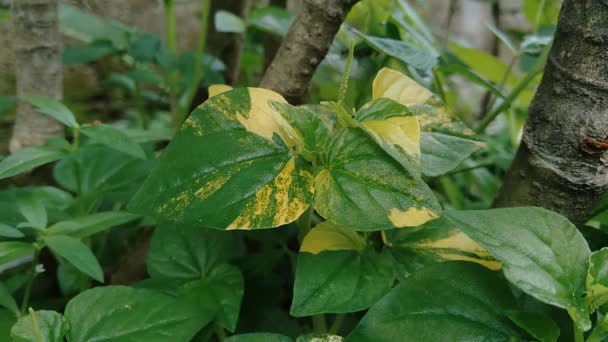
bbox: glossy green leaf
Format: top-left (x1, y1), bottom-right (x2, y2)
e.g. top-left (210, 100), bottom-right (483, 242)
top-left (347, 262), bottom-right (523, 341)
top-left (586, 248), bottom-right (608, 311)
top-left (0, 242), bottom-right (34, 273)
top-left (44, 235), bottom-right (104, 282)
top-left (0, 309), bottom-right (16, 342)
top-left (46, 211), bottom-right (139, 238)
top-left (314, 128), bottom-right (440, 230)
top-left (22, 95), bottom-right (78, 128)
top-left (16, 192), bottom-right (47, 230)
top-left (0, 224), bottom-right (24, 238)
top-left (446, 208), bottom-right (592, 330)
top-left (226, 333), bottom-right (292, 342)
top-left (0, 282), bottom-right (18, 317)
top-left (215, 10), bottom-right (245, 33)
top-left (505, 310), bottom-right (560, 342)
top-left (11, 310), bottom-right (68, 342)
top-left (247, 7), bottom-right (293, 37)
top-left (270, 102), bottom-right (334, 164)
top-left (65, 286), bottom-right (212, 342)
top-left (129, 88), bottom-right (314, 230)
top-left (356, 31), bottom-right (437, 71)
top-left (57, 263), bottom-right (80, 297)
top-left (147, 224), bottom-right (244, 281)
top-left (291, 248), bottom-right (394, 316)
top-left (81, 124), bottom-right (146, 159)
top-left (0, 147), bottom-right (67, 180)
top-left (182, 264), bottom-right (244, 332)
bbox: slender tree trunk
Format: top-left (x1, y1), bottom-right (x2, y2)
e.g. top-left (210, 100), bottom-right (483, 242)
top-left (260, 0), bottom-right (358, 104)
top-left (9, 0), bottom-right (63, 152)
top-left (494, 0), bottom-right (608, 225)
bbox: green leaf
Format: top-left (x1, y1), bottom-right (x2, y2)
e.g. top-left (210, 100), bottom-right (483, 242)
top-left (0, 242), bottom-right (34, 273)
top-left (446, 208), bottom-right (592, 330)
top-left (65, 286), bottom-right (212, 342)
top-left (129, 88), bottom-right (314, 230)
top-left (296, 334), bottom-right (342, 342)
top-left (127, 34), bottom-right (161, 62)
top-left (0, 147), bottom-right (67, 180)
top-left (586, 248), bottom-right (608, 311)
top-left (0, 282), bottom-right (18, 317)
top-left (46, 211), bottom-right (139, 238)
top-left (62, 39), bottom-right (115, 65)
top-left (505, 310), bottom-right (560, 342)
top-left (0, 224), bottom-right (24, 238)
top-left (44, 235), bottom-right (104, 282)
top-left (226, 333), bottom-right (292, 342)
top-left (0, 309), bottom-right (17, 341)
top-left (438, 63), bottom-right (505, 99)
top-left (420, 132), bottom-right (483, 177)
top-left (291, 248), bottom-right (394, 316)
top-left (384, 216), bottom-right (501, 279)
top-left (314, 128), bottom-right (440, 230)
top-left (270, 102), bottom-right (334, 164)
top-left (147, 224), bottom-right (243, 281)
top-left (16, 192), bottom-right (47, 230)
top-left (11, 310), bottom-right (68, 342)
top-left (22, 95), bottom-right (78, 128)
top-left (450, 43), bottom-right (518, 86)
top-left (215, 10), bottom-right (245, 33)
top-left (182, 264), bottom-right (244, 332)
top-left (58, 4), bottom-right (133, 49)
top-left (356, 30), bottom-right (437, 71)
top-left (81, 124), bottom-right (146, 159)
top-left (347, 262), bottom-right (523, 341)
top-left (247, 6), bottom-right (293, 36)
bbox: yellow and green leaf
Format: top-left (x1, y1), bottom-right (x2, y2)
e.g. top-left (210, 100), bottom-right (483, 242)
top-left (300, 221), bottom-right (366, 254)
top-left (129, 87), bottom-right (314, 230)
top-left (314, 127), bottom-right (441, 231)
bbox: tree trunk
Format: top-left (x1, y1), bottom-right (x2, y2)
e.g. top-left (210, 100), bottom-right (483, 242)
top-left (10, 0), bottom-right (63, 152)
top-left (494, 0), bottom-right (608, 225)
top-left (260, 0), bottom-right (357, 104)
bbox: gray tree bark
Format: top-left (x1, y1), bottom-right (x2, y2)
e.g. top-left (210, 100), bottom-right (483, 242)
top-left (260, 0), bottom-right (358, 104)
top-left (494, 0), bottom-right (608, 225)
top-left (9, 0), bottom-right (63, 152)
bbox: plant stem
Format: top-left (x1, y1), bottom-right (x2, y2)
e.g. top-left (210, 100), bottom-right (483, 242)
top-left (574, 321), bottom-right (585, 342)
top-left (164, 0), bottom-right (177, 53)
top-left (20, 246), bottom-right (41, 315)
top-left (312, 314), bottom-right (327, 333)
top-left (164, 0), bottom-right (181, 131)
top-left (337, 40), bottom-right (355, 105)
top-left (29, 308), bottom-right (43, 342)
top-left (179, 0), bottom-right (212, 124)
top-left (476, 44), bottom-right (551, 133)
top-left (213, 324), bottom-right (227, 341)
top-left (328, 313), bottom-right (346, 335)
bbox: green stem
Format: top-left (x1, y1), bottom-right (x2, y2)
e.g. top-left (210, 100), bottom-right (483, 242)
top-left (29, 308), bottom-right (43, 342)
top-left (476, 44), bottom-right (551, 133)
top-left (574, 321), bottom-right (585, 342)
top-left (179, 0), bottom-right (212, 124)
top-left (164, 0), bottom-right (177, 53)
top-left (312, 314), bottom-right (327, 333)
top-left (20, 247), bottom-right (41, 315)
top-left (338, 40), bottom-right (355, 105)
top-left (586, 316), bottom-right (608, 342)
top-left (328, 314), bottom-right (346, 335)
top-left (213, 324), bottom-right (227, 341)
top-left (164, 0), bottom-right (181, 131)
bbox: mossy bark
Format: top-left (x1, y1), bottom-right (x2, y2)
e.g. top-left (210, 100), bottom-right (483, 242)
top-left (494, 0), bottom-right (608, 225)
top-left (9, 0), bottom-right (64, 152)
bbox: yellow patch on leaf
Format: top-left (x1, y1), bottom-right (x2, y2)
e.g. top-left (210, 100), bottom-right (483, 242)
top-left (373, 68), bottom-right (432, 105)
top-left (208, 84), bottom-right (233, 97)
top-left (362, 116), bottom-right (420, 157)
top-left (300, 221), bottom-right (365, 254)
top-left (226, 158), bottom-right (312, 230)
top-left (389, 206), bottom-right (438, 228)
top-left (235, 88), bottom-right (297, 147)
top-left (417, 230), bottom-right (501, 270)
top-left (194, 175), bottom-right (230, 201)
